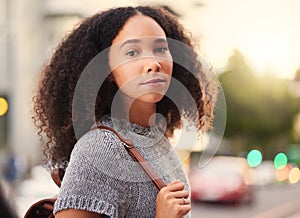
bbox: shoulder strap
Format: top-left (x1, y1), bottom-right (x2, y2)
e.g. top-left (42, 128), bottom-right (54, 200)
top-left (90, 125), bottom-right (166, 190)
top-left (51, 168), bottom-right (65, 188)
top-left (51, 126), bottom-right (167, 191)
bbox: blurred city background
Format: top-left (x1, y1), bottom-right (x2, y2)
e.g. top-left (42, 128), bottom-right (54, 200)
top-left (0, 0), bottom-right (299, 217)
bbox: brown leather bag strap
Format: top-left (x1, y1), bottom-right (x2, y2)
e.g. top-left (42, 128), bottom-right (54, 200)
top-left (50, 168), bottom-right (65, 188)
top-left (90, 125), bottom-right (166, 190)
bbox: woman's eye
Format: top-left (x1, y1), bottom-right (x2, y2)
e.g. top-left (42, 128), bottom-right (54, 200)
top-left (126, 50), bottom-right (139, 57)
top-left (154, 47), bottom-right (168, 54)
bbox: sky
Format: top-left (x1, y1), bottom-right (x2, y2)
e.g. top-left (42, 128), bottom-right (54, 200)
top-left (48, 0), bottom-right (300, 79)
top-left (185, 0), bottom-right (300, 79)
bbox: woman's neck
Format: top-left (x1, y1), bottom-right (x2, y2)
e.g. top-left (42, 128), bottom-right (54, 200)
top-left (112, 94), bottom-right (157, 127)
top-left (128, 100), bottom-right (157, 127)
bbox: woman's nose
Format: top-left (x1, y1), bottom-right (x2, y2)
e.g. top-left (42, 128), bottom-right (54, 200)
top-left (144, 60), bottom-right (161, 73)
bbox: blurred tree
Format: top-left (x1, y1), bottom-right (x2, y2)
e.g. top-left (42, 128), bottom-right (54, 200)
top-left (294, 68), bottom-right (300, 81)
top-left (219, 50), bottom-right (300, 158)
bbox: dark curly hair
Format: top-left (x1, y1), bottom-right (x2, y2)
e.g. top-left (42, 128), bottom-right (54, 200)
top-left (32, 5), bottom-right (218, 168)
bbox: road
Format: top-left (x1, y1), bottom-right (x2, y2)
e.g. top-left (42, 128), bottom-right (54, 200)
top-left (16, 166), bottom-right (300, 218)
top-left (191, 183), bottom-right (300, 218)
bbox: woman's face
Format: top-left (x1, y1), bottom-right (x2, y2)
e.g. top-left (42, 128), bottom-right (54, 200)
top-left (108, 15), bottom-right (173, 104)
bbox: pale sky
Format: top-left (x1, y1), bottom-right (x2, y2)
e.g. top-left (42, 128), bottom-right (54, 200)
top-left (49, 0), bottom-right (300, 79)
top-left (184, 0), bottom-right (300, 79)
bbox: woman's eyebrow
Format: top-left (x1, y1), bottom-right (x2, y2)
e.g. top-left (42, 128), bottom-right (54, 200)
top-left (119, 38), bottom-right (168, 50)
top-left (154, 38), bottom-right (168, 44)
top-left (119, 39), bottom-right (141, 50)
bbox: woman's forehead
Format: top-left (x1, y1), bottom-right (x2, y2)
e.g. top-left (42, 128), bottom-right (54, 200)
top-left (111, 15), bottom-right (166, 45)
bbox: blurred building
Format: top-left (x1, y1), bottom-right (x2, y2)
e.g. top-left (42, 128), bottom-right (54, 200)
top-left (0, 0), bottom-right (205, 165)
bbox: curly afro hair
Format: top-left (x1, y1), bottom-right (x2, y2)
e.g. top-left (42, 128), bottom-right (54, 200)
top-left (32, 5), bottom-right (218, 168)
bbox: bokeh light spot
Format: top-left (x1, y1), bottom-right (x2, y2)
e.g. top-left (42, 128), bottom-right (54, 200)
top-left (247, 149), bottom-right (263, 167)
top-left (288, 167), bottom-right (300, 184)
top-left (275, 164), bottom-right (291, 182)
top-left (0, 97), bottom-right (9, 116)
top-left (274, 152), bottom-right (288, 169)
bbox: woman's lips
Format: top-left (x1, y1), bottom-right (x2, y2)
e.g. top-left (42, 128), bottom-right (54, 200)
top-left (140, 78), bottom-right (166, 86)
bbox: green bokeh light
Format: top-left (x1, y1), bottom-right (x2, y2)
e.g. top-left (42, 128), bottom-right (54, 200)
top-left (274, 153), bottom-right (288, 169)
top-left (247, 149), bottom-right (263, 167)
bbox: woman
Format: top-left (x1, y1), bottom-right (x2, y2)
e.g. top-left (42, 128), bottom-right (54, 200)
top-left (33, 5), bottom-right (217, 218)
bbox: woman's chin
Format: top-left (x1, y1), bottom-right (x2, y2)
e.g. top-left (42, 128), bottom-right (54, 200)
top-left (136, 93), bottom-right (165, 104)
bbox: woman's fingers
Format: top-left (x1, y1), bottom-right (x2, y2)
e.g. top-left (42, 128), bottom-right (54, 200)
top-left (178, 204), bottom-right (192, 216)
top-left (162, 181), bottom-right (189, 199)
top-left (155, 181), bottom-right (191, 218)
top-left (178, 197), bottom-right (190, 205)
top-left (172, 190), bottom-right (189, 199)
top-left (165, 181), bottom-right (185, 192)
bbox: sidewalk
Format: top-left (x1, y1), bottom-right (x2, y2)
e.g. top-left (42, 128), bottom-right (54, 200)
top-left (286, 211), bottom-right (300, 218)
top-left (253, 198), bottom-right (300, 218)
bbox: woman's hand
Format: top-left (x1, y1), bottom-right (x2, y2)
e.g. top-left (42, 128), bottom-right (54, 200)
top-left (155, 180), bottom-right (191, 218)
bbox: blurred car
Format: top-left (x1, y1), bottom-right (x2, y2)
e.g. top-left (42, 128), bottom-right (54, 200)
top-left (188, 156), bottom-right (254, 204)
top-left (252, 160), bottom-right (276, 186)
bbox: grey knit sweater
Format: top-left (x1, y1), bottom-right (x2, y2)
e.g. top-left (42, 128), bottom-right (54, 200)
top-left (54, 116), bottom-right (191, 218)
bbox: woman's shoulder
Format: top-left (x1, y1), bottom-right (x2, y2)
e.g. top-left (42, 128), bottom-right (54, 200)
top-left (72, 127), bottom-right (129, 160)
top-left (68, 126), bottom-right (146, 182)
top-left (78, 126), bottom-right (119, 144)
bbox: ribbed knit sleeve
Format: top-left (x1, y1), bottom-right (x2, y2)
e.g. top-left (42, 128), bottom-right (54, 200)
top-left (53, 129), bottom-right (139, 217)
